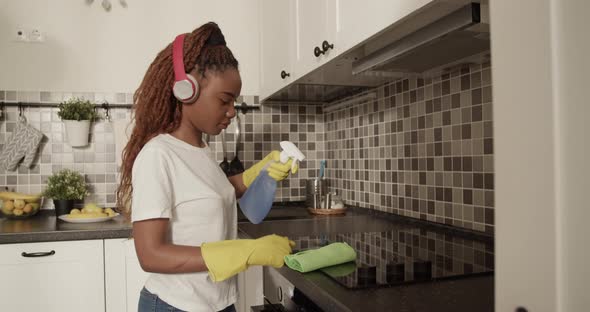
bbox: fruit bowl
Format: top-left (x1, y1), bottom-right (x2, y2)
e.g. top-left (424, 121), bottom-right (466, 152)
top-left (0, 192), bottom-right (44, 220)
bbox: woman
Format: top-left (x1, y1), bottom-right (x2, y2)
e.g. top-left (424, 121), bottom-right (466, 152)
top-left (116, 22), bottom-right (296, 312)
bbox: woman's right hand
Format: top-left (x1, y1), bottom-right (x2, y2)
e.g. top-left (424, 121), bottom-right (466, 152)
top-left (201, 234), bottom-right (294, 282)
top-left (247, 234), bottom-right (295, 267)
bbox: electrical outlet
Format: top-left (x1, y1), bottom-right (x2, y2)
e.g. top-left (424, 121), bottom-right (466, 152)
top-left (14, 28), bottom-right (28, 42)
top-left (29, 29), bottom-right (44, 42)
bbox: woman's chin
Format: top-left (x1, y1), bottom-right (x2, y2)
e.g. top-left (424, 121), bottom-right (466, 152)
top-left (209, 128), bottom-right (223, 135)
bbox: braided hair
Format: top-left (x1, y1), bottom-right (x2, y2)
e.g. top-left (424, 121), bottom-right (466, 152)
top-left (117, 22), bottom-right (239, 218)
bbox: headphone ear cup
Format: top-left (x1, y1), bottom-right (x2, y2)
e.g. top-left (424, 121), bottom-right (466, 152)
top-left (185, 73), bottom-right (200, 102)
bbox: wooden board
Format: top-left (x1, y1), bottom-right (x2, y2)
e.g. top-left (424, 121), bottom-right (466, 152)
top-left (307, 207), bottom-right (347, 215)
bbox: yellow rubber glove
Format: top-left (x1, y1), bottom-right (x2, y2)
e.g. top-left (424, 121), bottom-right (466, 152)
top-left (242, 151), bottom-right (299, 188)
top-left (201, 234), bottom-right (294, 282)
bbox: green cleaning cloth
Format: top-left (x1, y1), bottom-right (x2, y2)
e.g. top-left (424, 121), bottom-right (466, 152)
top-left (320, 261), bottom-right (357, 277)
top-left (284, 242), bottom-right (357, 273)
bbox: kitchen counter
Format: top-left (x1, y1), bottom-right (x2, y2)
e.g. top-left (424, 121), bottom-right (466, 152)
top-left (1, 205), bottom-right (494, 312)
top-left (238, 212), bottom-right (494, 312)
top-left (0, 204), bottom-right (358, 244)
top-left (0, 210), bottom-right (132, 244)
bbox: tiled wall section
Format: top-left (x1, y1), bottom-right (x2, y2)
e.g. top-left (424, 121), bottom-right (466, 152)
top-left (0, 92), bottom-right (324, 208)
top-left (0, 90), bottom-right (134, 208)
top-left (324, 61), bottom-right (494, 234)
top-left (0, 58), bottom-right (494, 234)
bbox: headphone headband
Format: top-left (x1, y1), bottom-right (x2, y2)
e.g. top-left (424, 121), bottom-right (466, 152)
top-left (172, 34), bottom-right (188, 82)
top-left (172, 34), bottom-right (199, 103)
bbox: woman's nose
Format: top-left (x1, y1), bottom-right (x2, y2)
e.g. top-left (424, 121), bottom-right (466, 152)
top-left (226, 104), bottom-right (237, 118)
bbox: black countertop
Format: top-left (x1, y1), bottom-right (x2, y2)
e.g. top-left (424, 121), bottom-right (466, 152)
top-left (0, 205), bottom-right (494, 312)
top-left (0, 210), bottom-right (132, 244)
top-left (238, 210), bottom-right (494, 312)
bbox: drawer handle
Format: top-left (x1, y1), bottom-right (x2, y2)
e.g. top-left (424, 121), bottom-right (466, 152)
top-left (277, 286), bottom-right (283, 302)
top-left (280, 70), bottom-right (290, 79)
top-left (21, 250), bottom-right (56, 258)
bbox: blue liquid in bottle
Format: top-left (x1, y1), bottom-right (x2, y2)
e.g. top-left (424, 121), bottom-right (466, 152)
top-left (238, 166), bottom-right (276, 224)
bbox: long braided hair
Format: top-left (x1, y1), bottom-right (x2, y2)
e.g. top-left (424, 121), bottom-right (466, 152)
top-left (117, 22), bottom-right (238, 219)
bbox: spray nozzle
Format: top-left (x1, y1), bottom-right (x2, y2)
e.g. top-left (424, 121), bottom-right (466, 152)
top-left (279, 141), bottom-right (305, 171)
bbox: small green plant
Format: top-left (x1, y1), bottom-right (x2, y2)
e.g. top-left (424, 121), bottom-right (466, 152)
top-left (57, 97), bottom-right (100, 121)
top-left (43, 169), bottom-right (89, 200)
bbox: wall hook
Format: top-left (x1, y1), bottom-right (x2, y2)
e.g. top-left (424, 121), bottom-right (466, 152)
top-left (101, 102), bottom-right (111, 121)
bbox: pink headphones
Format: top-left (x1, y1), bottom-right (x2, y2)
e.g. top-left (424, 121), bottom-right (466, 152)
top-left (172, 34), bottom-right (199, 103)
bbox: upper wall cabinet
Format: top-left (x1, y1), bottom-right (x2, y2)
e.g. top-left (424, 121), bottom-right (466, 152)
top-left (293, 0), bottom-right (339, 78)
top-left (258, 0), bottom-right (442, 102)
top-left (259, 0), bottom-right (296, 100)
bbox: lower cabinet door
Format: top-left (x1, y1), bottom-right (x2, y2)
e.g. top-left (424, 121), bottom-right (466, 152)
top-left (0, 239), bottom-right (105, 312)
top-left (104, 238), bottom-right (149, 312)
top-left (236, 266), bottom-right (263, 312)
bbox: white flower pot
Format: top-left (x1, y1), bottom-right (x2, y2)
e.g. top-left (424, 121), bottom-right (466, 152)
top-left (63, 120), bottom-right (91, 147)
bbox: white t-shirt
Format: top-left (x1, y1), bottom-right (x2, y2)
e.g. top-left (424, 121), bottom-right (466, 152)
top-left (131, 133), bottom-right (237, 311)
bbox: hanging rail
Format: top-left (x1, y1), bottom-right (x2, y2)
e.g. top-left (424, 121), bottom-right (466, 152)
top-left (0, 101), bottom-right (131, 119)
top-left (0, 101), bottom-right (258, 117)
top-left (0, 101), bottom-right (133, 109)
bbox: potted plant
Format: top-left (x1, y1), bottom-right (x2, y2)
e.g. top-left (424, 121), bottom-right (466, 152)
top-left (43, 169), bottom-right (89, 216)
top-left (58, 97), bottom-right (100, 147)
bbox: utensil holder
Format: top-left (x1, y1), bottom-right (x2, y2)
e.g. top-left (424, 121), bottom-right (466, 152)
top-left (305, 179), bottom-right (327, 208)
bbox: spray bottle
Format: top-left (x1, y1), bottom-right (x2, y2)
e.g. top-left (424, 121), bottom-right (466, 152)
top-left (239, 141), bottom-right (305, 224)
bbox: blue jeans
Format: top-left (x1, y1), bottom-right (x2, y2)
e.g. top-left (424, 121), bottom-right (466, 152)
top-left (138, 287), bottom-right (236, 312)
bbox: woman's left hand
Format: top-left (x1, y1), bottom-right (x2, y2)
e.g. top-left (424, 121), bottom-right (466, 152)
top-left (242, 150), bottom-right (298, 187)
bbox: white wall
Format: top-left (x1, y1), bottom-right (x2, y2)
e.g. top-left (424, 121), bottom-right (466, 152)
top-left (491, 0), bottom-right (590, 311)
top-left (0, 0), bottom-right (260, 95)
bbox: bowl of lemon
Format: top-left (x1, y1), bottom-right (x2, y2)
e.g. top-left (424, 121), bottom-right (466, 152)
top-left (58, 203), bottom-right (119, 223)
top-left (0, 192), bottom-right (43, 220)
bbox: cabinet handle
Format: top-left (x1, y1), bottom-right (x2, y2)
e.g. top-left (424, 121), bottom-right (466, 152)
top-left (280, 70), bottom-right (290, 79)
top-left (21, 250), bottom-right (56, 258)
top-left (314, 46), bottom-right (324, 57)
top-left (322, 40), bottom-right (334, 52)
top-left (277, 286), bottom-right (283, 302)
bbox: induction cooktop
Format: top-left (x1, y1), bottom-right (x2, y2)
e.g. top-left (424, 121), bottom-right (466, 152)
top-left (290, 224), bottom-right (493, 289)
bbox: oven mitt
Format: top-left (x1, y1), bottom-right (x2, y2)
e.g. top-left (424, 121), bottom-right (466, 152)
top-left (242, 151), bottom-right (298, 188)
top-left (0, 121), bottom-right (44, 171)
top-left (201, 234), bottom-right (294, 282)
top-left (284, 242), bottom-right (357, 273)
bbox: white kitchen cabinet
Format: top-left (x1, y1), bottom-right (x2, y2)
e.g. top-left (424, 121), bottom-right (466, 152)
top-left (259, 0), bottom-right (447, 101)
top-left (0, 240), bottom-right (105, 312)
top-left (293, 0), bottom-right (339, 78)
top-left (259, 0), bottom-right (297, 101)
top-left (104, 238), bottom-right (149, 312)
top-left (236, 266), bottom-right (264, 312)
top-left (104, 238), bottom-right (262, 312)
top-left (491, 0), bottom-right (590, 311)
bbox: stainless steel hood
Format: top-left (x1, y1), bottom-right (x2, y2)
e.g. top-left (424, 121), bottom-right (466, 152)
top-left (352, 3), bottom-right (489, 76)
top-left (264, 2), bottom-right (490, 104)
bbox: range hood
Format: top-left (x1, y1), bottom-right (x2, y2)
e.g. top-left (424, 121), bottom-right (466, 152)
top-left (352, 3), bottom-right (489, 76)
top-left (264, 2), bottom-right (490, 104)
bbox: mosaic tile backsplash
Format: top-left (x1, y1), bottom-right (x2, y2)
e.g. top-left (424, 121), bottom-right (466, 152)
top-left (0, 59), bottom-right (493, 233)
top-left (323, 61), bottom-right (494, 234)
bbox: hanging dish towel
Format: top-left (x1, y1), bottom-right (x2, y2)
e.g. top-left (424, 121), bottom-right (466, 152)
top-left (113, 118), bottom-right (134, 167)
top-left (284, 242), bottom-right (357, 273)
top-left (0, 121), bottom-right (44, 171)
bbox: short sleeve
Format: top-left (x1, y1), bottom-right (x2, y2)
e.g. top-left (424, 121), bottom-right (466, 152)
top-left (131, 147), bottom-right (174, 222)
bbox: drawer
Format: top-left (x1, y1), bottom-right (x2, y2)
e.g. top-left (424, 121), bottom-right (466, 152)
top-left (0, 239), bottom-right (103, 264)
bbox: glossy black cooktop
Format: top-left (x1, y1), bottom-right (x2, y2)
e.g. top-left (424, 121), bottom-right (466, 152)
top-left (290, 224), bottom-right (494, 289)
